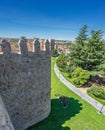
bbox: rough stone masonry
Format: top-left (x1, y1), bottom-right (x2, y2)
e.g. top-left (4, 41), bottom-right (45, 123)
top-left (0, 38), bottom-right (54, 130)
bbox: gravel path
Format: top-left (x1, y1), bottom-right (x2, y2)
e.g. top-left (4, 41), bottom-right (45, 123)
top-left (54, 64), bottom-right (105, 115)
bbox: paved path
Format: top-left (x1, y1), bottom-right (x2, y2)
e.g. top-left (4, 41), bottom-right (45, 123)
top-left (54, 64), bottom-right (105, 115)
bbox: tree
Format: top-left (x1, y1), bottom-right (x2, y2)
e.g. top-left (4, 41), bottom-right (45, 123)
top-left (84, 30), bottom-right (105, 69)
top-left (54, 49), bottom-right (59, 56)
top-left (68, 25), bottom-right (88, 68)
top-left (69, 27), bottom-right (105, 70)
top-left (71, 67), bottom-right (90, 87)
top-left (20, 36), bottom-right (26, 40)
top-left (76, 24), bottom-right (88, 43)
top-left (56, 53), bottom-right (67, 70)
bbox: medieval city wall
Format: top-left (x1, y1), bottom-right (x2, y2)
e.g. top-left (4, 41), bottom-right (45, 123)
top-left (0, 38), bottom-right (53, 130)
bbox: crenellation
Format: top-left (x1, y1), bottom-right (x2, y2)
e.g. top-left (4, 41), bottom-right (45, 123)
top-left (45, 39), bottom-right (50, 54)
top-left (18, 39), bottom-right (28, 56)
top-left (51, 39), bottom-right (55, 56)
top-left (0, 38), bottom-right (55, 57)
top-left (33, 39), bottom-right (40, 53)
top-left (0, 39), bottom-right (11, 55)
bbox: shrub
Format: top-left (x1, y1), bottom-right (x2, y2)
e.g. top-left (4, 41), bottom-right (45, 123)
top-left (53, 49), bottom-right (59, 57)
top-left (56, 53), bottom-right (67, 70)
top-left (71, 67), bottom-right (90, 87)
top-left (87, 86), bottom-right (105, 99)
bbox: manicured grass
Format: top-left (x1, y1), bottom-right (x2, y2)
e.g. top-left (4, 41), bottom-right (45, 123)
top-left (88, 93), bottom-right (105, 105)
top-left (27, 58), bottom-right (105, 130)
top-left (60, 70), bottom-right (74, 84)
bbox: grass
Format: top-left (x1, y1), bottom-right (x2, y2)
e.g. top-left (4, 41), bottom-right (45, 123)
top-left (27, 58), bottom-right (105, 130)
top-left (88, 93), bottom-right (105, 105)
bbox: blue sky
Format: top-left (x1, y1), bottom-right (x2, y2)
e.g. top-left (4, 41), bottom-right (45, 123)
top-left (0, 0), bottom-right (105, 40)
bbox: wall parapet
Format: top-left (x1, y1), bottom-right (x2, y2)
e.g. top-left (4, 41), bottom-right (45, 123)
top-left (0, 38), bottom-right (55, 56)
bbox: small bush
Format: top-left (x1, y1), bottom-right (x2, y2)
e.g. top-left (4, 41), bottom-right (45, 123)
top-left (56, 53), bottom-right (67, 70)
top-left (53, 49), bottom-right (59, 57)
top-left (87, 86), bottom-right (105, 99)
top-left (71, 67), bottom-right (90, 87)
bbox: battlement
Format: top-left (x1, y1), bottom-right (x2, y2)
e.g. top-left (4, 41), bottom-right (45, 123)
top-left (0, 38), bottom-right (54, 56)
top-left (0, 38), bottom-right (54, 130)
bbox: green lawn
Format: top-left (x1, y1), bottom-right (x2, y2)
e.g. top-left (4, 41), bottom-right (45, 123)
top-left (27, 58), bottom-right (105, 130)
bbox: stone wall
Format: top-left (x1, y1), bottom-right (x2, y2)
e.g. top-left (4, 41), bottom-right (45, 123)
top-left (0, 96), bottom-right (14, 130)
top-left (0, 38), bottom-right (54, 130)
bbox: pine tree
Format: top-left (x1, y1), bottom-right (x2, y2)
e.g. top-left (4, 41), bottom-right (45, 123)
top-left (69, 27), bottom-right (105, 70)
top-left (76, 24), bottom-right (88, 43)
top-left (85, 30), bottom-right (105, 69)
top-left (69, 25), bottom-right (88, 68)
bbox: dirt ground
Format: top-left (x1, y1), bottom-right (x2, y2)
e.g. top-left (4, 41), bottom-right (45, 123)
top-left (78, 87), bottom-right (88, 93)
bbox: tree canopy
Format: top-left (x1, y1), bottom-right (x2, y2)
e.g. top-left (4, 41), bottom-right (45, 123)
top-left (76, 24), bottom-right (88, 43)
top-left (69, 25), bottom-right (105, 70)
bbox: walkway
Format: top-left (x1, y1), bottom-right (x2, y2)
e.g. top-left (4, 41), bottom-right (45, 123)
top-left (54, 64), bottom-right (105, 115)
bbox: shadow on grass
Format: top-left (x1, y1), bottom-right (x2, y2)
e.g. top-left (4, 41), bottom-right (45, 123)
top-left (27, 97), bottom-right (82, 130)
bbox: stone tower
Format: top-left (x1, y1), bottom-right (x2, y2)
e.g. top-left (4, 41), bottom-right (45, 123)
top-left (0, 38), bottom-right (54, 130)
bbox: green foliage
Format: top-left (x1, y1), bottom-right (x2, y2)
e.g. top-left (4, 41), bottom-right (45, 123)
top-left (69, 27), bottom-right (105, 70)
top-left (96, 62), bottom-right (105, 72)
top-left (76, 24), bottom-right (88, 42)
top-left (90, 30), bottom-right (103, 41)
top-left (56, 26), bottom-right (105, 73)
top-left (20, 36), bottom-right (26, 39)
top-left (56, 53), bottom-right (67, 70)
top-left (64, 64), bottom-right (76, 75)
top-left (53, 49), bottom-right (59, 57)
top-left (87, 86), bottom-right (105, 99)
top-left (71, 67), bottom-right (90, 87)
top-left (54, 49), bottom-right (58, 55)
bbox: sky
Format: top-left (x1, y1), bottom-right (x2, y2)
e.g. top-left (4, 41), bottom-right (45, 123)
top-left (0, 0), bottom-right (105, 40)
